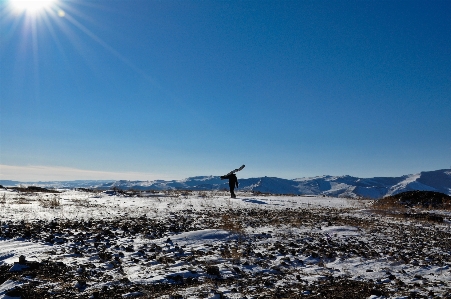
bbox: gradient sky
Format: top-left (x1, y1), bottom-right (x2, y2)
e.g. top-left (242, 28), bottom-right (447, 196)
top-left (1, 0), bottom-right (450, 181)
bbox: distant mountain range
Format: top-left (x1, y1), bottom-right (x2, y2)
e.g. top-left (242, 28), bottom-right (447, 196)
top-left (1, 169), bottom-right (450, 199)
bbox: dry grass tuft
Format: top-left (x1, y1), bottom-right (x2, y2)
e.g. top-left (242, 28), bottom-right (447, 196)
top-left (197, 191), bottom-right (212, 199)
top-left (440, 198), bottom-right (451, 210)
top-left (40, 195), bottom-right (62, 208)
top-left (16, 197), bottom-right (32, 204)
top-left (71, 198), bottom-right (91, 207)
top-left (180, 190), bottom-right (192, 197)
top-left (220, 212), bottom-right (244, 235)
top-left (373, 193), bottom-right (451, 212)
top-left (371, 192), bottom-right (451, 223)
top-left (372, 196), bottom-right (407, 215)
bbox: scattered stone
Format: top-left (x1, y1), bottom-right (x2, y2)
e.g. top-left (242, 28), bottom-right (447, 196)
top-left (206, 265), bottom-right (220, 277)
top-left (18, 255), bottom-right (26, 264)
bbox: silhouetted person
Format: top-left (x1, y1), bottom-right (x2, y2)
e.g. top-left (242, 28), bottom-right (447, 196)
top-left (220, 173), bottom-right (238, 198)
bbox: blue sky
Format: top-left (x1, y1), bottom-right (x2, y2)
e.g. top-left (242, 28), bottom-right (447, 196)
top-left (0, 0), bottom-right (450, 181)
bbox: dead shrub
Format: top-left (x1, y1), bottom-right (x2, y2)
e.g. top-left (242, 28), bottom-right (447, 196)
top-left (40, 195), bottom-right (61, 208)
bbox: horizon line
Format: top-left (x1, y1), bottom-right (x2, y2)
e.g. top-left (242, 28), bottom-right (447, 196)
top-left (1, 164), bottom-right (449, 183)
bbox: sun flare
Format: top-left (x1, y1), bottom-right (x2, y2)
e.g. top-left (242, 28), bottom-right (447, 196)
top-left (9, 0), bottom-right (57, 14)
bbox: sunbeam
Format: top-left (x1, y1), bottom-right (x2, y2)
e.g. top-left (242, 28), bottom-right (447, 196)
top-left (2, 0), bottom-right (158, 91)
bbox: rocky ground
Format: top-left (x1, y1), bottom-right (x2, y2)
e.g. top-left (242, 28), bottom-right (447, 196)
top-left (0, 190), bottom-right (450, 298)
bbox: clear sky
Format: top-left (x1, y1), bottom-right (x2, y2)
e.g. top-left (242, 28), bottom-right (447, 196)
top-left (1, 0), bottom-right (450, 181)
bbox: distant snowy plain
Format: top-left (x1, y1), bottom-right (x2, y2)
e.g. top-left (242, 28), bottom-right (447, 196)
top-left (0, 189), bottom-right (450, 298)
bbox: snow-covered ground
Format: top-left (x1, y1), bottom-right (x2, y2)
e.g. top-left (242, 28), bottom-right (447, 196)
top-left (0, 189), bottom-right (450, 298)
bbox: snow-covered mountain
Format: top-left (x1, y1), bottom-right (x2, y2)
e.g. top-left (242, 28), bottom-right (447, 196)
top-left (1, 169), bottom-right (450, 198)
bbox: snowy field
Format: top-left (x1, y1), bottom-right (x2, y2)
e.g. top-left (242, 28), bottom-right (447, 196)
top-left (0, 189), bottom-right (450, 298)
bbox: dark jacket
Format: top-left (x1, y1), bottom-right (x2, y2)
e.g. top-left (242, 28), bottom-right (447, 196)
top-left (220, 174), bottom-right (238, 188)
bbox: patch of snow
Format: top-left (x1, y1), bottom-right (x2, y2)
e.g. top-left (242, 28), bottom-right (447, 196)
top-left (0, 240), bottom-right (51, 265)
top-left (321, 226), bottom-right (361, 237)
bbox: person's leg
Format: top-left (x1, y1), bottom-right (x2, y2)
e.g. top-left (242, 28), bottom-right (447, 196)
top-left (230, 186), bottom-right (236, 198)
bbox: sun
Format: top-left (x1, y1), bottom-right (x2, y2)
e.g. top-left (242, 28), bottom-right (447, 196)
top-left (9, 0), bottom-right (57, 14)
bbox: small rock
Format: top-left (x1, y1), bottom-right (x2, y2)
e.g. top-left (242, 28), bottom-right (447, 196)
top-left (75, 280), bottom-right (87, 290)
top-left (370, 289), bottom-right (383, 296)
top-left (206, 265), bottom-right (220, 276)
top-left (5, 288), bottom-right (22, 297)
